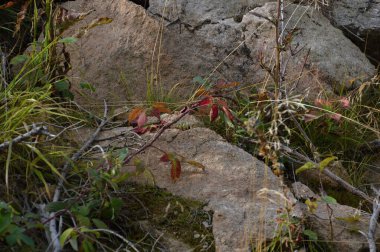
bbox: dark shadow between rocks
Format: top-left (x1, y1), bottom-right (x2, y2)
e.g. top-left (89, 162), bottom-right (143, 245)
top-left (129, 0), bottom-right (149, 9)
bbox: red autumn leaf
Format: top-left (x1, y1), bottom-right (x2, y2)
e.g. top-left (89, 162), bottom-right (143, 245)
top-left (221, 106), bottom-right (234, 121)
top-left (137, 111), bottom-right (147, 128)
top-left (210, 104), bottom-right (219, 122)
top-left (194, 96), bottom-right (212, 108)
top-left (170, 158), bottom-right (181, 180)
top-left (160, 153), bottom-right (170, 162)
top-left (150, 108), bottom-right (161, 120)
top-left (128, 107), bottom-right (144, 122)
top-left (133, 127), bottom-right (149, 135)
top-left (216, 98), bottom-right (228, 107)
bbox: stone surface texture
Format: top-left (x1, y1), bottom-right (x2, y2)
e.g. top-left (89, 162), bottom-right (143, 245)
top-left (59, 0), bottom-right (375, 108)
top-left (91, 120), bottom-right (297, 251)
top-left (321, 0), bottom-right (380, 65)
top-left (292, 182), bottom-right (380, 252)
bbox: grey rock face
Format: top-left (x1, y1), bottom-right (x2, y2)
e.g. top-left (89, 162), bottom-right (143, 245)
top-left (321, 0), bottom-right (380, 65)
top-left (148, 0), bottom-right (267, 27)
top-left (60, 1), bottom-right (375, 106)
top-left (91, 124), bottom-right (296, 251)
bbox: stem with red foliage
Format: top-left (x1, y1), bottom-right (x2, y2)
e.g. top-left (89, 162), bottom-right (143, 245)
top-left (123, 106), bottom-right (191, 164)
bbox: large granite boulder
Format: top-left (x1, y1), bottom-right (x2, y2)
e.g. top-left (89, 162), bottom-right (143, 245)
top-left (81, 117), bottom-right (299, 251)
top-left (59, 1), bottom-right (375, 107)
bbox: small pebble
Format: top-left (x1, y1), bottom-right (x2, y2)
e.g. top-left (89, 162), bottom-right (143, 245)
top-left (202, 221), bottom-right (211, 228)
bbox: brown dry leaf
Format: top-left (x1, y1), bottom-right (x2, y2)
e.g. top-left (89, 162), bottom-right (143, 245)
top-left (185, 160), bottom-right (206, 171)
top-left (13, 0), bottom-right (30, 36)
top-left (152, 102), bottom-right (171, 113)
top-left (214, 81), bottom-right (240, 90)
top-left (194, 87), bottom-right (209, 97)
top-left (54, 7), bottom-right (95, 34)
top-left (128, 107), bottom-right (144, 122)
top-left (74, 17), bottom-right (113, 38)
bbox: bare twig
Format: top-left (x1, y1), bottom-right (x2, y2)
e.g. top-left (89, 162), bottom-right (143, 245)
top-left (279, 144), bottom-right (373, 203)
top-left (123, 107), bottom-right (191, 164)
top-left (0, 45), bottom-right (8, 90)
top-left (47, 100), bottom-right (109, 252)
top-left (360, 186), bottom-right (380, 252)
top-left (0, 125), bottom-right (55, 151)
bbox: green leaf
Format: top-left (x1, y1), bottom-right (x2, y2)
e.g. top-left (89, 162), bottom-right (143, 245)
top-left (295, 162), bottom-right (316, 175)
top-left (5, 226), bottom-right (24, 246)
top-left (143, 169), bottom-right (156, 186)
top-left (185, 160), bottom-right (206, 171)
top-left (10, 55), bottom-right (29, 65)
top-left (134, 159), bottom-right (146, 174)
top-left (61, 89), bottom-right (75, 100)
top-left (33, 169), bottom-right (51, 199)
top-left (19, 233), bottom-right (35, 247)
top-left (193, 76), bottom-right (205, 85)
top-left (26, 144), bottom-right (63, 179)
top-left (112, 172), bottom-right (131, 184)
top-left (223, 113), bottom-right (235, 128)
top-left (336, 215), bottom-right (361, 223)
top-left (92, 218), bottom-right (108, 229)
top-left (69, 237), bottom-right (79, 251)
top-left (46, 201), bottom-right (67, 212)
top-left (305, 199), bottom-right (318, 214)
top-left (0, 201), bottom-right (9, 210)
top-left (321, 195), bottom-right (337, 204)
top-left (118, 148), bottom-right (129, 163)
top-left (79, 82), bottom-right (96, 92)
top-left (110, 198), bottom-right (124, 212)
top-left (77, 205), bottom-right (90, 217)
top-left (59, 37), bottom-right (78, 44)
top-left (54, 80), bottom-right (70, 92)
top-left (81, 238), bottom-right (95, 252)
top-left (318, 156), bottom-right (337, 171)
top-left (102, 198), bottom-right (124, 220)
top-left (77, 215), bottom-right (91, 227)
top-left (5, 233), bottom-right (18, 246)
top-left (0, 213), bottom-right (12, 234)
top-left (60, 228), bottom-right (75, 247)
top-left (303, 229), bottom-right (318, 241)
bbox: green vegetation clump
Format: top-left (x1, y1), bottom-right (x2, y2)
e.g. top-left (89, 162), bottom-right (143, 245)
top-left (119, 184), bottom-right (215, 251)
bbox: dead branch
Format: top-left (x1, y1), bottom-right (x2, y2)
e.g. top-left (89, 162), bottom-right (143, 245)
top-left (279, 144), bottom-right (373, 203)
top-left (367, 189), bottom-right (380, 252)
top-left (46, 100), bottom-right (109, 252)
top-left (0, 45), bottom-right (8, 90)
top-left (0, 125), bottom-right (55, 151)
top-left (360, 186), bottom-right (380, 252)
